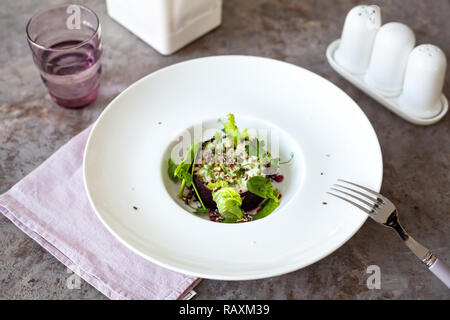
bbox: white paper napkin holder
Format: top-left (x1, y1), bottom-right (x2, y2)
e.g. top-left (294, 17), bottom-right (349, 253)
top-left (106, 0), bottom-right (222, 55)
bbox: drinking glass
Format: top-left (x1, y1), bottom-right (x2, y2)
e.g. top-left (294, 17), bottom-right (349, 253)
top-left (26, 4), bottom-right (102, 108)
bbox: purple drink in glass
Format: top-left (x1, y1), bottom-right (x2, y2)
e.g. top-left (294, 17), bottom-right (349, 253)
top-left (26, 4), bottom-right (102, 108)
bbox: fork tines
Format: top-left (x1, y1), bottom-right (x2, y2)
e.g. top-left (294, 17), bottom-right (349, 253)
top-left (327, 179), bottom-right (383, 214)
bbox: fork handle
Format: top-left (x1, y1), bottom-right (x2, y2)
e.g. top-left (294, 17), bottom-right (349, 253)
top-left (429, 258), bottom-right (450, 289)
top-left (403, 235), bottom-right (450, 288)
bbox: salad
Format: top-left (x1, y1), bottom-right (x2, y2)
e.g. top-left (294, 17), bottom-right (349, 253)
top-left (168, 114), bottom-right (293, 223)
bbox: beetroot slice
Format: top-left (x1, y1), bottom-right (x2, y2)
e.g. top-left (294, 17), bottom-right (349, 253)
top-left (193, 176), bottom-right (217, 210)
top-left (193, 176), bottom-right (263, 212)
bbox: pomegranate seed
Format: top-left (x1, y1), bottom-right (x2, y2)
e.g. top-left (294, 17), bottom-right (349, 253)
top-left (274, 175), bottom-right (284, 182)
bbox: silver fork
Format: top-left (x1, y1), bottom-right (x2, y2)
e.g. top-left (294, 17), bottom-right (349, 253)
top-left (328, 179), bottom-right (450, 289)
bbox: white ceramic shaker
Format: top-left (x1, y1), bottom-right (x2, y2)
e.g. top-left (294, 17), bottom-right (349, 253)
top-left (365, 22), bottom-right (416, 96)
top-left (398, 45), bottom-right (447, 118)
top-left (335, 5), bottom-right (382, 74)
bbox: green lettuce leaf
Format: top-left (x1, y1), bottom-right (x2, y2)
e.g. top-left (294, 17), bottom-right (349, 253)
top-left (168, 158), bottom-right (179, 182)
top-left (247, 176), bottom-right (281, 220)
top-left (253, 189), bottom-right (281, 220)
top-left (174, 142), bottom-right (201, 199)
top-left (246, 176), bottom-right (279, 202)
top-left (212, 187), bottom-right (243, 223)
top-left (219, 114), bottom-right (249, 147)
top-left (207, 180), bottom-right (228, 190)
top-left (174, 162), bottom-right (192, 186)
top-left (222, 114), bottom-right (239, 138)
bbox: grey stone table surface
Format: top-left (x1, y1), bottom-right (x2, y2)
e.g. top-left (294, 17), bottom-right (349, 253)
top-left (0, 0), bottom-right (449, 299)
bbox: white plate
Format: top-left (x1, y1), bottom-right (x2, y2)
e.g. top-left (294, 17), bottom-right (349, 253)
top-left (83, 56), bottom-right (383, 280)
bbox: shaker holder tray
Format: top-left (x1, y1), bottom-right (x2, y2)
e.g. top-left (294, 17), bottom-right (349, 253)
top-left (327, 39), bottom-right (448, 126)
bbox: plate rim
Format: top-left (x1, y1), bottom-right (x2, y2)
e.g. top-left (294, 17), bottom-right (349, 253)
top-left (83, 55), bottom-right (384, 280)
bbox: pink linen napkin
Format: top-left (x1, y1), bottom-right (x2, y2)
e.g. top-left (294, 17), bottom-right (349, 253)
top-left (0, 126), bottom-right (200, 300)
